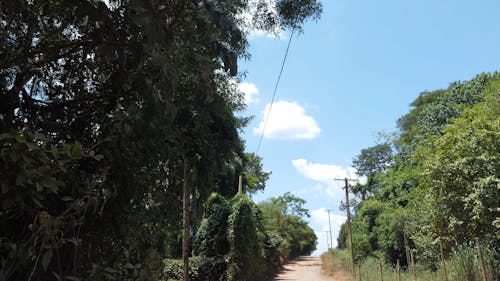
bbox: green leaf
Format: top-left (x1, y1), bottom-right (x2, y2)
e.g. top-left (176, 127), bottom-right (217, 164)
top-left (41, 177), bottom-right (61, 193)
top-left (71, 142), bottom-right (84, 158)
top-left (10, 149), bottom-right (20, 162)
top-left (14, 133), bottom-right (27, 144)
top-left (42, 249), bottom-right (53, 271)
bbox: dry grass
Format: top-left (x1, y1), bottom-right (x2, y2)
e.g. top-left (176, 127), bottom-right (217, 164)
top-left (321, 250), bottom-right (350, 281)
top-left (321, 248), bottom-right (498, 281)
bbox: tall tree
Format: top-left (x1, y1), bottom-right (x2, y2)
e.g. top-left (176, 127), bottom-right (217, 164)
top-left (0, 0), bottom-right (322, 280)
top-left (413, 84), bottom-right (500, 246)
top-left (352, 143), bottom-right (393, 200)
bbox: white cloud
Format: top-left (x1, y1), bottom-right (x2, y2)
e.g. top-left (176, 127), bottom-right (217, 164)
top-left (253, 101), bottom-right (320, 139)
top-left (293, 159), bottom-right (365, 255)
top-left (311, 208), bottom-right (347, 255)
top-left (292, 159), bottom-right (360, 200)
top-left (238, 82), bottom-right (259, 105)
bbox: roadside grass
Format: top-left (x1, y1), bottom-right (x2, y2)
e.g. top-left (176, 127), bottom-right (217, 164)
top-left (322, 247), bottom-right (498, 281)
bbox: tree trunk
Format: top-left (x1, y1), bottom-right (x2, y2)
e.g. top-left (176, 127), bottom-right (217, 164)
top-left (403, 227), bottom-right (410, 269)
top-left (476, 238), bottom-right (488, 281)
top-left (182, 161), bottom-right (191, 281)
top-left (439, 240), bottom-right (448, 281)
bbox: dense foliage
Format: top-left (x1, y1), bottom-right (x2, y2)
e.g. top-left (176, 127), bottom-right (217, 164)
top-left (0, 0), bottom-right (321, 280)
top-left (258, 192), bottom-right (317, 260)
top-left (166, 192), bottom-right (317, 281)
top-left (338, 72), bottom-right (500, 279)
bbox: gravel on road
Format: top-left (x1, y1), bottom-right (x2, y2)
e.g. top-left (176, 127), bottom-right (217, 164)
top-left (269, 256), bottom-right (337, 281)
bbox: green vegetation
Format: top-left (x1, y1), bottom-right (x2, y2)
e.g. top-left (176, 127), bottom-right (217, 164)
top-left (258, 192), bottom-right (317, 261)
top-left (334, 72), bottom-right (500, 280)
top-left (0, 1), bottom-right (321, 280)
top-left (323, 247), bottom-right (499, 281)
top-left (165, 193), bottom-right (317, 281)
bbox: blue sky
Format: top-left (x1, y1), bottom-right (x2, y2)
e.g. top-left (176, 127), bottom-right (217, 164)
top-left (237, 0), bottom-right (500, 255)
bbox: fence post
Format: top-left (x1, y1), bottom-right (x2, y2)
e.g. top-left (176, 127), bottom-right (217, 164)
top-left (379, 261), bottom-right (383, 281)
top-left (396, 259), bottom-right (401, 281)
top-left (358, 263), bottom-right (362, 281)
top-left (410, 251), bottom-right (416, 281)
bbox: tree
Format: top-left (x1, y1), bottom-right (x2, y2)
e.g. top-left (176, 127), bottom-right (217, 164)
top-left (413, 84), bottom-right (500, 245)
top-left (352, 143), bottom-right (393, 200)
top-left (259, 193), bottom-right (317, 260)
top-left (339, 72), bottom-right (500, 269)
top-left (1, 0), bottom-right (322, 280)
top-left (241, 152), bottom-right (271, 194)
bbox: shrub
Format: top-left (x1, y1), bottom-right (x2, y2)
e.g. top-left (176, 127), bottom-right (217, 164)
top-left (263, 230), bottom-right (284, 271)
top-left (193, 193), bottom-right (231, 257)
top-left (164, 256), bottom-right (226, 281)
top-left (227, 194), bottom-right (267, 281)
top-left (449, 245), bottom-right (478, 281)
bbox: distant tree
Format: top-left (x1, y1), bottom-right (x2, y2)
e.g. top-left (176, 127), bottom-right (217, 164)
top-left (352, 143), bottom-right (393, 200)
top-left (259, 193), bottom-right (316, 260)
top-left (242, 152), bottom-right (271, 194)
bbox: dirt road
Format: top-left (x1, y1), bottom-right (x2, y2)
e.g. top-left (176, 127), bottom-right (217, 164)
top-left (270, 256), bottom-right (337, 281)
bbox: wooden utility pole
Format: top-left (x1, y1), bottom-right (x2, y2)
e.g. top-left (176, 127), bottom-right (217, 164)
top-left (238, 175), bottom-right (243, 194)
top-left (182, 162), bottom-right (191, 281)
top-left (325, 231), bottom-right (331, 249)
top-left (334, 177), bottom-right (358, 275)
top-left (327, 209), bottom-right (334, 250)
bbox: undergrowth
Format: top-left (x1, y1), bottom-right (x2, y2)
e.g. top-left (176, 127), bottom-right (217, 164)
top-left (322, 246), bottom-right (498, 281)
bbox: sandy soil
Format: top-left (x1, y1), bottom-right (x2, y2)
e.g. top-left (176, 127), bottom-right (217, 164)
top-left (269, 256), bottom-right (338, 281)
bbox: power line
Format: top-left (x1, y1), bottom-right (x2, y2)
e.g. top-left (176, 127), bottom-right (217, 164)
top-left (255, 29), bottom-right (295, 155)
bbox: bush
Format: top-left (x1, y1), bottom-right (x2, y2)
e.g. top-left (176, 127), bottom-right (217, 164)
top-left (172, 193), bottom-right (282, 281)
top-left (449, 245), bottom-right (478, 281)
top-left (164, 256), bottom-right (226, 281)
top-left (449, 243), bottom-right (500, 281)
top-left (227, 194), bottom-right (267, 281)
top-left (263, 231), bottom-right (284, 271)
top-left (193, 193), bottom-right (231, 257)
